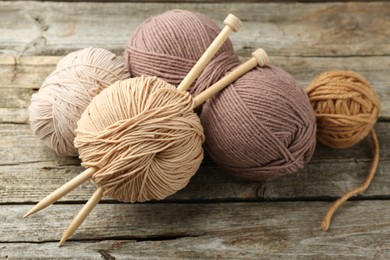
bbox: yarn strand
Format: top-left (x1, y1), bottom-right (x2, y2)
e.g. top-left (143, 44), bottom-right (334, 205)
top-left (321, 129), bottom-right (380, 231)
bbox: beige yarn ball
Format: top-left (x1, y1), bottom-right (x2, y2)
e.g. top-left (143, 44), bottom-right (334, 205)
top-left (29, 47), bottom-right (130, 157)
top-left (75, 76), bottom-right (205, 203)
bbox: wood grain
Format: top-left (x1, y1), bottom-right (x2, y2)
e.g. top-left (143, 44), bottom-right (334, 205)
top-left (1, 201), bottom-right (390, 259)
top-left (1, 55), bottom-right (389, 121)
top-left (1, 122), bottom-right (389, 203)
top-left (2, 158), bottom-right (390, 204)
top-left (0, 1), bottom-right (389, 258)
top-left (0, 2), bottom-right (388, 57)
top-left (1, 237), bottom-right (388, 260)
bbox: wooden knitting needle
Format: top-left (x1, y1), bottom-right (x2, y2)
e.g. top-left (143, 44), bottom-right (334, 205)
top-left (52, 15), bottom-right (243, 246)
top-left (23, 167), bottom-right (97, 218)
top-left (193, 48), bottom-right (269, 108)
top-left (56, 50), bottom-right (267, 246)
top-left (58, 187), bottom-right (103, 246)
top-left (24, 14), bottom-right (242, 221)
top-left (27, 14), bottom-right (244, 246)
top-left (177, 13), bottom-right (242, 92)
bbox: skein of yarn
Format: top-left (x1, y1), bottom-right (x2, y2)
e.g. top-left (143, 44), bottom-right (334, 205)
top-left (306, 70), bottom-right (380, 231)
top-left (125, 9), bottom-right (240, 98)
top-left (29, 47), bottom-right (130, 157)
top-left (25, 14), bottom-right (273, 246)
top-left (201, 66), bottom-right (317, 180)
top-left (75, 77), bottom-right (205, 203)
top-left (125, 9), bottom-right (317, 180)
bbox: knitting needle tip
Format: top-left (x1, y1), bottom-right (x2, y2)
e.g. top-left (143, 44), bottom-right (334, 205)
top-left (23, 168), bottom-right (97, 219)
top-left (58, 237), bottom-right (67, 247)
top-left (57, 188), bottom-right (104, 248)
top-left (23, 207), bottom-right (36, 218)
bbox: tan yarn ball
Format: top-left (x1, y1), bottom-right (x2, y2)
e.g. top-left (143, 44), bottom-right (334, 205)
top-left (307, 70), bottom-right (380, 149)
top-left (75, 76), bottom-right (205, 203)
top-left (29, 47), bottom-right (130, 157)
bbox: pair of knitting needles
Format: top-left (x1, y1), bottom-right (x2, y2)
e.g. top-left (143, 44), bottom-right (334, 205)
top-left (24, 14), bottom-right (269, 246)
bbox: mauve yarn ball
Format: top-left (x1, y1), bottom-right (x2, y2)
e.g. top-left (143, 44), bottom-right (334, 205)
top-left (29, 47), bottom-right (130, 157)
top-left (125, 9), bottom-right (240, 98)
top-left (125, 10), bottom-right (317, 180)
top-left (201, 67), bottom-right (316, 180)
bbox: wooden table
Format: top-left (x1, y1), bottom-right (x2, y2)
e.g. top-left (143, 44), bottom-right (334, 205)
top-left (1, 1), bottom-right (389, 259)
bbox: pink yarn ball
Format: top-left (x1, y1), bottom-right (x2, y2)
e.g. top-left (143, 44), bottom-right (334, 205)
top-left (201, 66), bottom-right (316, 180)
top-left (125, 10), bottom-right (316, 180)
top-left (125, 9), bottom-right (240, 99)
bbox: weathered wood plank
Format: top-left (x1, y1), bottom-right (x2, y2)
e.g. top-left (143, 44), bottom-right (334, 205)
top-left (2, 159), bottom-right (390, 204)
top-left (2, 56), bottom-right (388, 91)
top-left (0, 123), bottom-right (59, 164)
top-left (1, 235), bottom-right (389, 260)
top-left (0, 56), bottom-right (58, 89)
top-left (2, 201), bottom-right (390, 260)
top-left (0, 2), bottom-right (388, 57)
top-left (1, 55), bottom-right (389, 120)
top-left (1, 122), bottom-right (389, 203)
top-left (1, 88), bottom-right (34, 108)
top-left (0, 1), bottom-right (388, 258)
top-left (0, 108), bottom-right (28, 123)
top-left (3, 122), bottom-right (387, 166)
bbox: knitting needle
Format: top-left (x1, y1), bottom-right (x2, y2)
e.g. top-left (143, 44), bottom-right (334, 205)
top-left (56, 27), bottom-right (246, 246)
top-left (56, 49), bottom-right (267, 246)
top-left (193, 48), bottom-right (269, 108)
top-left (29, 14), bottom-right (244, 246)
top-left (24, 14), bottom-right (242, 220)
top-left (58, 187), bottom-right (104, 246)
top-left (177, 13), bottom-right (242, 92)
top-left (23, 167), bottom-right (97, 218)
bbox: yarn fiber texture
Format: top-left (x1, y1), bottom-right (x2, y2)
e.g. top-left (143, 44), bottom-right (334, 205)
top-left (126, 10), bottom-right (317, 180)
top-left (125, 9), bottom-right (240, 98)
top-left (307, 70), bottom-right (380, 149)
top-left (75, 76), bottom-right (205, 203)
top-left (306, 70), bottom-right (380, 232)
top-left (202, 67), bottom-right (317, 180)
top-left (29, 47), bottom-right (130, 157)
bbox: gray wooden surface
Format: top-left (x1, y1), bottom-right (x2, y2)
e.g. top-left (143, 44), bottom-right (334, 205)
top-left (0, 1), bottom-right (389, 259)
